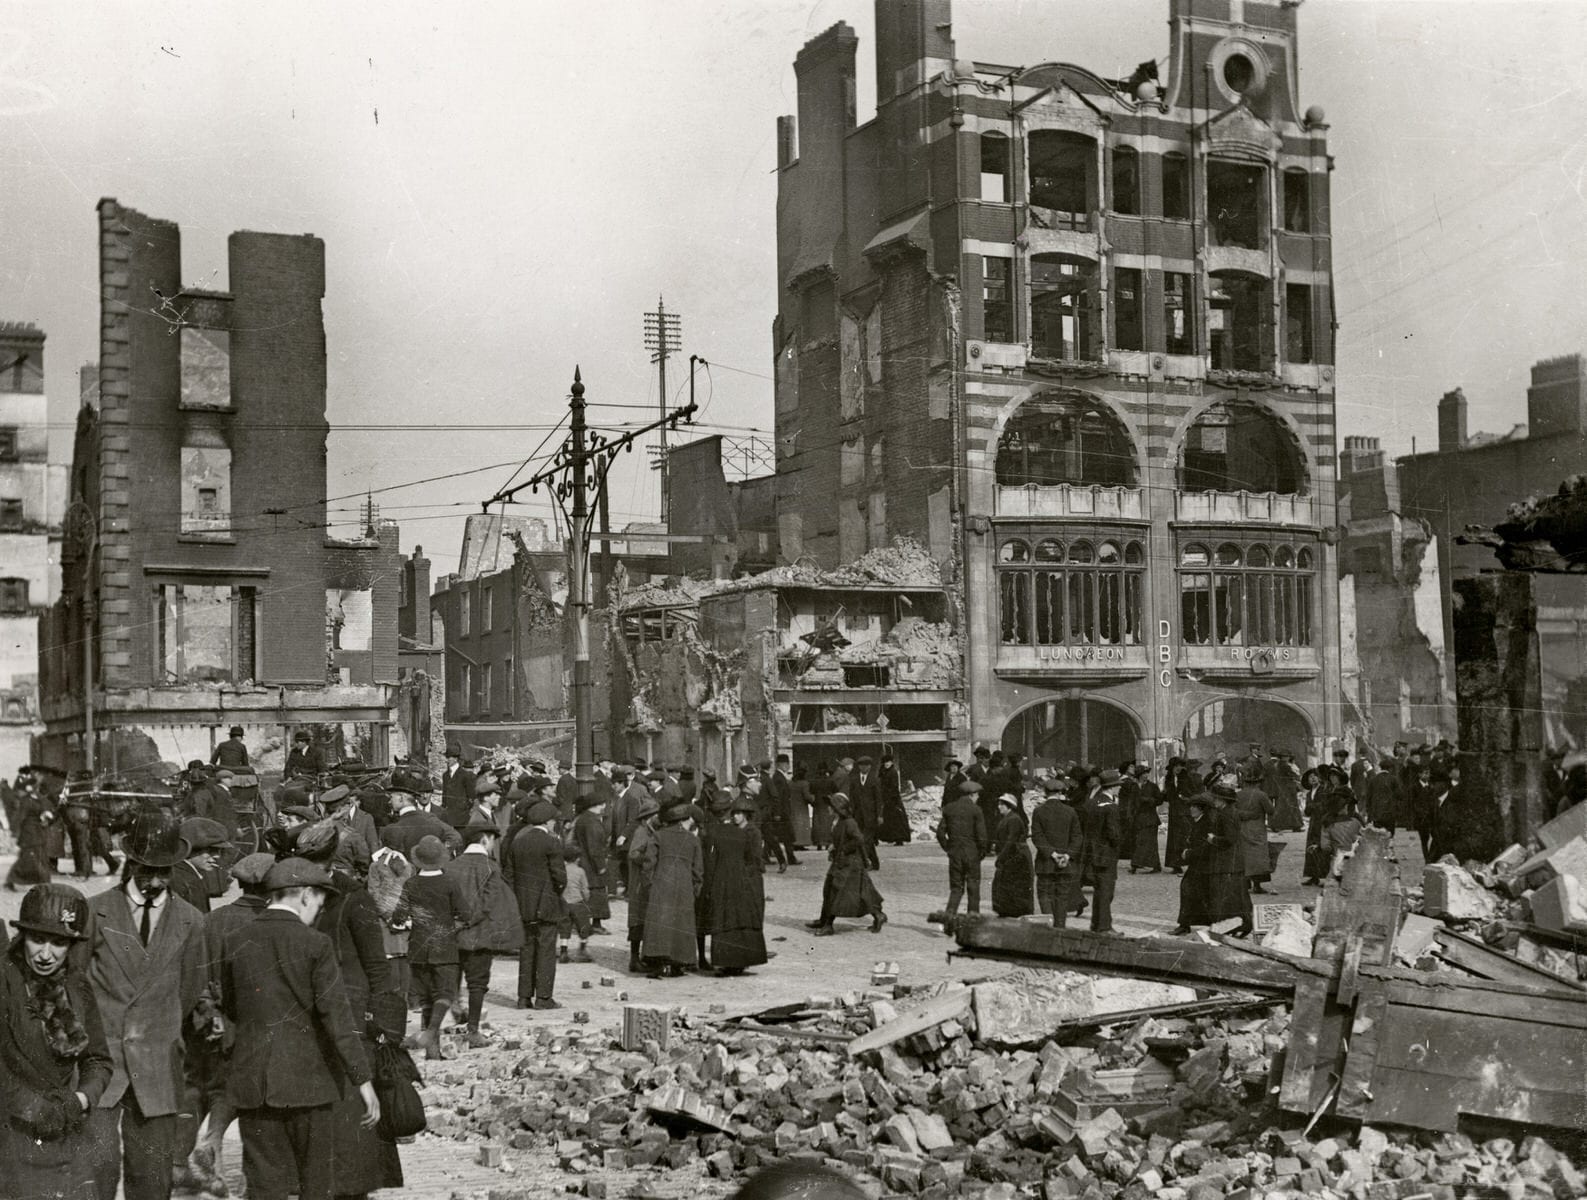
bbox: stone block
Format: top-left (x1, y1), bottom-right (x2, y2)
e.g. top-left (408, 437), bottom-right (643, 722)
top-left (1422, 863), bottom-right (1498, 920)
top-left (1538, 802), bottom-right (1587, 851)
top-left (1529, 875), bottom-right (1587, 933)
top-left (621, 1005), bottom-right (671, 1051)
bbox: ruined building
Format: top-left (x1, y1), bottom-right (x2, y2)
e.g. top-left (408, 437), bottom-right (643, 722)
top-left (0, 323), bottom-right (67, 777)
top-left (774, 0), bottom-right (1341, 766)
top-left (1400, 357), bottom-right (1587, 718)
top-left (38, 200), bottom-right (401, 773)
top-left (396, 543), bottom-right (445, 770)
top-left (1337, 435), bottom-right (1451, 747)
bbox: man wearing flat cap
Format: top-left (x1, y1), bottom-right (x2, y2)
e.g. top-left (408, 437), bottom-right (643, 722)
top-left (86, 810), bottom-right (209, 1200)
top-left (171, 817), bottom-right (230, 915)
top-left (218, 857), bottom-right (377, 1200)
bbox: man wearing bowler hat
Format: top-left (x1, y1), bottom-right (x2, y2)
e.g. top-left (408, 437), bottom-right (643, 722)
top-left (219, 856), bottom-right (377, 1200)
top-left (501, 799), bottom-right (565, 1009)
top-left (211, 725), bottom-right (251, 770)
top-left (85, 809), bottom-right (209, 1200)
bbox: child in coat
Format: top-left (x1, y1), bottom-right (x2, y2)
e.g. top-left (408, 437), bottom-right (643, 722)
top-left (557, 846), bottom-right (592, 964)
top-left (399, 835), bottom-right (470, 1060)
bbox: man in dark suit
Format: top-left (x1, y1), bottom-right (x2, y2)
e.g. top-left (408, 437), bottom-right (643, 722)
top-left (170, 817), bottom-right (229, 914)
top-left (85, 810), bottom-right (209, 1200)
top-left (220, 856), bottom-right (377, 1200)
top-left (440, 744), bottom-right (476, 829)
top-left (1030, 778), bottom-right (1085, 928)
top-left (1364, 755), bottom-right (1403, 833)
top-left (501, 799), bottom-right (566, 1009)
top-left (323, 783), bottom-right (378, 859)
top-left (380, 792), bottom-right (461, 858)
top-left (1079, 770), bottom-right (1125, 933)
top-left (759, 756), bottom-right (798, 871)
top-left (849, 756), bottom-right (882, 870)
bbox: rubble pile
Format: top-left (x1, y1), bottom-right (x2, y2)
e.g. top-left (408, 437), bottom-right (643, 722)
top-left (425, 975), bottom-right (1584, 1200)
top-left (721, 538), bottom-right (943, 593)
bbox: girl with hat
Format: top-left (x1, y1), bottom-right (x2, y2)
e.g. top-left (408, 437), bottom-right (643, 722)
top-left (703, 797), bottom-right (768, 976)
top-left (0, 883), bottom-right (113, 1200)
top-left (638, 804), bottom-right (704, 978)
top-left (805, 794), bottom-right (886, 936)
top-left (990, 791), bottom-right (1034, 918)
top-left (1171, 785), bottom-right (1253, 937)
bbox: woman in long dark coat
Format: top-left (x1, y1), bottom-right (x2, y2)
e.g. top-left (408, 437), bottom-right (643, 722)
top-left (808, 763), bottom-right (835, 850)
top-left (1299, 768), bottom-right (1330, 884)
top-left (1233, 765), bottom-right (1276, 892)
top-left (5, 782), bottom-right (57, 889)
top-left (1128, 766), bottom-right (1163, 873)
top-left (807, 794), bottom-right (886, 934)
top-left (571, 799), bottom-right (611, 929)
top-left (640, 805), bottom-right (704, 976)
top-left (624, 799), bottom-right (659, 974)
top-left (876, 754), bottom-right (911, 845)
top-left (302, 826), bottom-right (404, 1199)
top-left (705, 798), bottom-right (768, 974)
top-left (990, 793), bottom-right (1034, 917)
top-left (0, 883), bottom-right (114, 1200)
top-left (1162, 758), bottom-right (1193, 874)
top-left (1172, 787), bottom-right (1253, 936)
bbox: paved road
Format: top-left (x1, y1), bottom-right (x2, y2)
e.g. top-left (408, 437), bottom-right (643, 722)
top-left (0, 823), bottom-right (1429, 1198)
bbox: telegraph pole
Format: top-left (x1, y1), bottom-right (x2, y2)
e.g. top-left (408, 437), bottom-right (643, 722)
top-left (487, 367), bottom-right (696, 806)
top-left (643, 297), bottom-right (682, 524)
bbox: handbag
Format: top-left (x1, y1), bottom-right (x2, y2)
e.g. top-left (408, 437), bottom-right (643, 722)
top-left (370, 1036), bottom-right (427, 1139)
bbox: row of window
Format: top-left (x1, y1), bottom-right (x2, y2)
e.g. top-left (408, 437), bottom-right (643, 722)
top-left (453, 584), bottom-right (495, 637)
top-left (984, 259), bottom-right (1314, 368)
top-left (995, 538), bottom-right (1317, 650)
top-left (979, 132), bottom-right (1315, 241)
top-left (997, 538), bottom-right (1147, 648)
top-left (451, 660), bottom-right (511, 716)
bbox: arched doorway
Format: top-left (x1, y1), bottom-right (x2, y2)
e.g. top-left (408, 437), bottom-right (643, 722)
top-left (1182, 696), bottom-right (1311, 763)
top-left (1002, 697), bottom-right (1141, 771)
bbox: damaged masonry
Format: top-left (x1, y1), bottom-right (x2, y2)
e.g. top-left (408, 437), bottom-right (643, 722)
top-left (607, 539), bottom-right (967, 784)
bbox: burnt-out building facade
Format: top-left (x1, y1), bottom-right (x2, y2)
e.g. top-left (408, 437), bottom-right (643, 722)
top-left (38, 199), bottom-right (401, 774)
top-left (774, 0), bottom-right (1341, 767)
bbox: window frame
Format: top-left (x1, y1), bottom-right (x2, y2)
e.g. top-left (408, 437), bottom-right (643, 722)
top-left (1162, 152), bottom-right (1191, 221)
top-left (1110, 145), bottom-right (1140, 216)
top-left (1030, 254), bottom-right (1096, 361)
top-left (0, 577), bottom-right (28, 615)
top-left (1176, 539), bottom-right (1316, 648)
top-left (982, 255), bottom-right (1015, 343)
top-left (0, 498), bottom-right (22, 531)
top-left (997, 534), bottom-right (1146, 649)
top-left (1113, 266), bottom-right (1144, 352)
top-left (0, 427), bottom-right (17, 461)
top-left (980, 131), bottom-right (1011, 203)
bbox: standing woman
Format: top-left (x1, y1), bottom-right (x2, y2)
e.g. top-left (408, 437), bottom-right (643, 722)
top-left (706, 798), bottom-right (768, 975)
top-left (641, 804), bottom-right (704, 978)
top-left (990, 793), bottom-right (1034, 918)
top-left (1233, 763), bottom-right (1277, 894)
top-left (1299, 768), bottom-right (1330, 885)
top-left (1127, 763), bottom-right (1163, 874)
top-left (806, 793), bottom-right (886, 935)
top-left (1162, 758), bottom-right (1192, 875)
top-left (808, 763), bottom-right (835, 851)
top-left (1171, 786), bottom-right (1253, 937)
top-left (623, 798), bottom-right (660, 975)
top-left (876, 752), bottom-right (912, 847)
top-left (5, 778), bottom-right (58, 890)
top-left (788, 765), bottom-right (814, 851)
top-left (0, 883), bottom-right (113, 1200)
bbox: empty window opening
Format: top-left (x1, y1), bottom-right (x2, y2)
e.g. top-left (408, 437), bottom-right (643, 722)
top-left (1283, 169), bottom-right (1311, 233)
top-left (1113, 267), bottom-right (1144, 351)
top-left (1208, 271), bottom-right (1268, 372)
top-left (1164, 272), bottom-right (1194, 355)
top-left (0, 427), bottom-right (16, 461)
top-left (1031, 255), bottom-right (1096, 361)
top-left (998, 537), bottom-right (1145, 648)
top-left (1223, 54), bottom-right (1255, 94)
top-left (982, 256), bottom-right (1014, 343)
top-left (0, 498), bottom-right (22, 530)
top-left (1029, 130), bottom-right (1093, 227)
top-left (1285, 284), bottom-right (1314, 363)
top-left (981, 131), bottom-right (1010, 202)
top-left (1178, 540), bottom-right (1315, 648)
top-left (156, 584), bottom-right (256, 685)
top-left (1206, 160), bottom-right (1266, 249)
top-left (1162, 152), bottom-right (1191, 220)
top-left (1111, 146), bottom-right (1139, 215)
top-left (1182, 401), bottom-right (1304, 495)
top-left (996, 393), bottom-right (1137, 489)
top-left (841, 664), bottom-right (891, 688)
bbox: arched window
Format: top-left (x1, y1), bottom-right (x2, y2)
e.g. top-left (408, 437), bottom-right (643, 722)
top-left (981, 131), bottom-right (1011, 202)
top-left (1178, 538), bottom-right (1317, 647)
top-left (996, 393), bottom-right (1137, 488)
top-left (1111, 146), bottom-right (1139, 215)
top-left (1029, 130), bottom-right (1094, 227)
top-left (999, 534), bottom-right (1144, 649)
top-left (1183, 401), bottom-right (1305, 495)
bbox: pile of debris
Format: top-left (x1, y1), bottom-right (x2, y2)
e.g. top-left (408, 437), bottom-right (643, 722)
top-left (716, 538), bottom-right (943, 594)
top-left (1410, 799), bottom-right (1587, 981)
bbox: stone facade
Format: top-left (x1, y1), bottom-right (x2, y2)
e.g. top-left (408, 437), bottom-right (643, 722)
top-left (774, 0), bottom-right (1341, 768)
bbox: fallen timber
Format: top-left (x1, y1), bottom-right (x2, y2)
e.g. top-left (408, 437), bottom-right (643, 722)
top-left (951, 834), bottom-right (1587, 1135)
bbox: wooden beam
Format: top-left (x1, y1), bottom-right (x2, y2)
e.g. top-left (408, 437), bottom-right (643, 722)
top-left (1431, 928), bottom-right (1587, 994)
top-left (846, 989), bottom-right (971, 1058)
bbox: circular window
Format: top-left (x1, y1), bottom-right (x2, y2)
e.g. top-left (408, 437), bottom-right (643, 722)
top-left (1223, 54), bottom-right (1255, 94)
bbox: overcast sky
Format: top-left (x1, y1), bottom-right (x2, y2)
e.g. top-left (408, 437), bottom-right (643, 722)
top-left (3, 1), bottom-right (1584, 575)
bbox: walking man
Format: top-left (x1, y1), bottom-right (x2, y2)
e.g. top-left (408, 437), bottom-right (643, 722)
top-left (934, 780), bottom-right (989, 932)
top-left (219, 857), bottom-right (378, 1200)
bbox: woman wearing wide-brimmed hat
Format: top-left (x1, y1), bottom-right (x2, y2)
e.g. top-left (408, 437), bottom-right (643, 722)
top-left (1172, 784), bottom-right (1253, 937)
top-left (0, 883), bottom-right (114, 1200)
top-left (704, 796), bottom-right (768, 975)
top-left (640, 803), bottom-right (704, 977)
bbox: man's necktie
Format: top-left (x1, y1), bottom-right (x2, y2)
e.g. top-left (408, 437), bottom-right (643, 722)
top-left (139, 901), bottom-right (152, 946)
